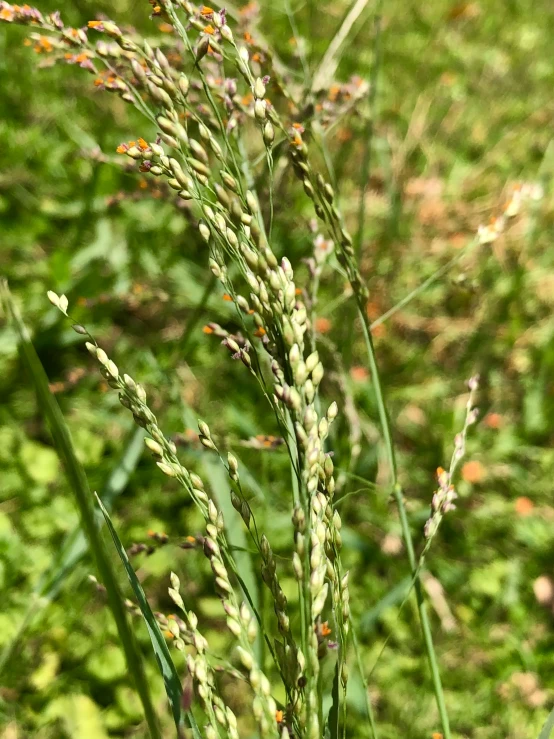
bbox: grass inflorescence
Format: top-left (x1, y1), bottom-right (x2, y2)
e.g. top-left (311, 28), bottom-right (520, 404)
top-left (1, 1), bottom-right (551, 738)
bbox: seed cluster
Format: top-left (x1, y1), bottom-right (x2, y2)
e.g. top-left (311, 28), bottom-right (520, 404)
top-left (25, 0), bottom-right (543, 735)
top-left (37, 0), bottom-right (356, 724)
top-left (423, 375), bottom-right (480, 546)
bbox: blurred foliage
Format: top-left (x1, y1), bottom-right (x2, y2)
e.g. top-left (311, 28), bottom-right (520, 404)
top-left (2, 0), bottom-right (554, 737)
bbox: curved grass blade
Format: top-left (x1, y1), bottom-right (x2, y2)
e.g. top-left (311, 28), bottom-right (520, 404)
top-left (354, 4), bottom-right (383, 261)
top-left (95, 495), bottom-right (201, 739)
top-left (1, 282), bottom-right (161, 739)
top-left (312, 0), bottom-right (371, 91)
top-left (539, 706), bottom-right (554, 739)
top-left (370, 239), bottom-right (477, 330)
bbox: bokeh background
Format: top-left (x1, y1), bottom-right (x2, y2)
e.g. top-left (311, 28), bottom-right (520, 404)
top-left (2, 1), bottom-right (554, 737)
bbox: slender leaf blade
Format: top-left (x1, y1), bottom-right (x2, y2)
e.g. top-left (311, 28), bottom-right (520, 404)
top-left (96, 495), bottom-right (200, 738)
top-left (539, 706), bottom-right (554, 739)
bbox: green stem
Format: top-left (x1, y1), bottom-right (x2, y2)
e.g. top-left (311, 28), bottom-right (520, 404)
top-left (393, 486), bottom-right (451, 738)
top-left (370, 240), bottom-right (476, 330)
top-left (354, 7), bottom-right (383, 260)
top-left (356, 294), bottom-right (452, 739)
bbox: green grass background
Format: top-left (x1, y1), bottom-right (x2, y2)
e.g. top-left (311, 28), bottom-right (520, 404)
top-left (2, 0), bottom-right (554, 737)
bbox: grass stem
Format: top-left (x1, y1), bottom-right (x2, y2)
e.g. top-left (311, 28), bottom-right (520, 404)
top-left (356, 294), bottom-right (452, 739)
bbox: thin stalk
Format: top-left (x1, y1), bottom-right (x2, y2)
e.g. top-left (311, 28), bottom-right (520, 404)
top-left (284, 0), bottom-right (311, 85)
top-left (393, 485), bottom-right (451, 735)
top-left (370, 240), bottom-right (476, 329)
top-left (267, 150), bottom-right (275, 240)
top-left (356, 293), bottom-right (452, 739)
top-left (311, 0), bottom-right (371, 92)
top-left (354, 7), bottom-right (383, 260)
top-left (317, 666), bottom-right (324, 730)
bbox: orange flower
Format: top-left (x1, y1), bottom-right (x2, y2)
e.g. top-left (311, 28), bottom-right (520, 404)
top-left (87, 20), bottom-right (103, 28)
top-left (222, 293), bottom-right (233, 302)
top-left (32, 36), bottom-right (53, 53)
top-left (186, 535), bottom-right (196, 543)
top-left (254, 327), bottom-right (266, 337)
top-left (159, 22), bottom-right (173, 32)
top-left (321, 621), bottom-right (332, 637)
top-left (203, 24), bottom-right (215, 34)
top-left (116, 140), bottom-right (136, 154)
top-left (203, 325), bottom-right (214, 334)
top-left (137, 137), bottom-right (149, 150)
top-left (275, 710), bottom-right (284, 724)
top-left (200, 5), bottom-right (214, 15)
